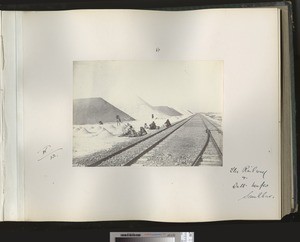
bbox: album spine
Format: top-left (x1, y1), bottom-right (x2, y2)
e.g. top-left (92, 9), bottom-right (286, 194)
top-left (0, 10), bottom-right (5, 221)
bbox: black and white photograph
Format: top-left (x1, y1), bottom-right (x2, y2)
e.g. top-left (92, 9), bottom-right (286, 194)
top-left (73, 61), bottom-right (223, 167)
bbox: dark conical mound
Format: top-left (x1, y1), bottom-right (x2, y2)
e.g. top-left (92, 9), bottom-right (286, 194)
top-left (73, 97), bottom-right (135, 125)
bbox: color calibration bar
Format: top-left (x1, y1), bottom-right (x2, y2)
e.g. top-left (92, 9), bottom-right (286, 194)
top-left (110, 232), bottom-right (194, 242)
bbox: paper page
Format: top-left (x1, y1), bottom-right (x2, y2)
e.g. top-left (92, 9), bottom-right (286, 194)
top-left (2, 11), bottom-right (21, 221)
top-left (16, 9), bottom-right (280, 221)
top-left (0, 11), bottom-right (3, 221)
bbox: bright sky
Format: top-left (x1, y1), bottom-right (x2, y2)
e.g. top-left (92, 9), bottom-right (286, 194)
top-left (73, 60), bottom-right (223, 113)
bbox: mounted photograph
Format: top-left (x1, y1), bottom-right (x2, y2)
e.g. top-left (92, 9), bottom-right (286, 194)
top-left (73, 61), bottom-right (223, 167)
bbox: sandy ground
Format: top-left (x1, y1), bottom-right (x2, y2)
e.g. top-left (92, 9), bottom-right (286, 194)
top-left (73, 115), bottom-right (189, 159)
top-left (202, 113), bottom-right (222, 127)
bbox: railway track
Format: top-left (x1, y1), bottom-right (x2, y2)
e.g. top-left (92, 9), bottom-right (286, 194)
top-left (195, 114), bottom-right (223, 166)
top-left (201, 114), bottom-right (223, 135)
top-left (127, 113), bottom-right (222, 167)
top-left (191, 129), bottom-right (210, 166)
top-left (123, 117), bottom-right (194, 166)
top-left (86, 113), bottom-right (222, 167)
top-left (129, 114), bottom-right (208, 166)
top-left (87, 115), bottom-right (194, 167)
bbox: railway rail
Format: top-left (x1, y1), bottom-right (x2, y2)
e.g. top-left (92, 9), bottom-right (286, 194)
top-left (196, 114), bottom-right (223, 166)
top-left (86, 113), bottom-right (223, 167)
top-left (87, 115), bottom-right (194, 167)
top-left (130, 113), bottom-right (222, 167)
top-left (201, 114), bottom-right (223, 135)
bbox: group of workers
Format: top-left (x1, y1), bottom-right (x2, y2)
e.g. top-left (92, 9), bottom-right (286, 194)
top-left (122, 119), bottom-right (172, 137)
top-left (99, 114), bottom-right (172, 138)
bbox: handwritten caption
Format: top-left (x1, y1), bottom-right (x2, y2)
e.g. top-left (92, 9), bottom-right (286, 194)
top-left (229, 165), bottom-right (275, 201)
top-left (37, 145), bottom-right (63, 161)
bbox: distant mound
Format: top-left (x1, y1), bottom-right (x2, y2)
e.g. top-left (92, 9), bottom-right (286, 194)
top-left (73, 97), bottom-right (135, 125)
top-left (175, 108), bottom-right (193, 116)
top-left (106, 96), bottom-right (169, 121)
top-left (153, 106), bottom-right (182, 116)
